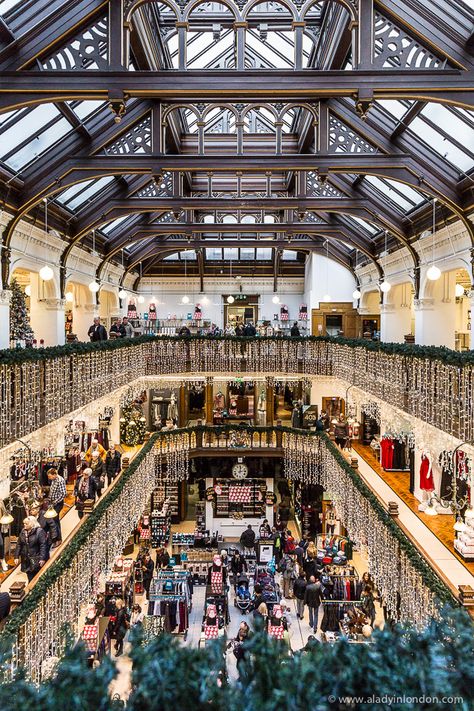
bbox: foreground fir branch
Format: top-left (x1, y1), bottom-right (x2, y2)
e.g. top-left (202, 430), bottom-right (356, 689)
top-left (0, 607), bottom-right (473, 710)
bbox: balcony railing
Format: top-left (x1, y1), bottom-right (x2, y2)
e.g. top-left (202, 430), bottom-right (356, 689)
top-left (0, 335), bottom-right (473, 448)
top-left (0, 426), bottom-right (457, 681)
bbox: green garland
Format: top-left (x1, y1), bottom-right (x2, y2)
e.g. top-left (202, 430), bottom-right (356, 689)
top-left (0, 425), bottom-right (458, 651)
top-left (0, 435), bottom-right (159, 647)
top-left (1, 334), bottom-right (473, 368)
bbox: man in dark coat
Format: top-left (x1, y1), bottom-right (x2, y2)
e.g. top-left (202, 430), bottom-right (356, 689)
top-left (88, 316), bottom-right (108, 342)
top-left (141, 553), bottom-right (155, 598)
top-left (293, 571), bottom-right (307, 619)
top-left (304, 575), bottom-right (324, 633)
top-left (105, 444), bottom-right (122, 487)
top-left (14, 516), bottom-right (48, 582)
top-left (240, 524), bottom-right (256, 555)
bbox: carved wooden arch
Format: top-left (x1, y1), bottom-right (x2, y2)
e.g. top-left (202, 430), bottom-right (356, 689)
top-left (301, 0), bottom-right (356, 23)
top-left (277, 102), bottom-right (318, 123)
top-left (201, 103), bottom-right (240, 122)
top-left (184, 0), bottom-right (239, 22)
top-left (239, 103), bottom-right (279, 121)
top-left (125, 0), bottom-right (181, 24)
top-left (244, 0), bottom-right (298, 22)
top-left (161, 103), bottom-right (201, 123)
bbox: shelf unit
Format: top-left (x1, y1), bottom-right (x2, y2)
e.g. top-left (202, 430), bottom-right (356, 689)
top-left (214, 478), bottom-right (266, 518)
top-left (128, 318), bottom-right (212, 336)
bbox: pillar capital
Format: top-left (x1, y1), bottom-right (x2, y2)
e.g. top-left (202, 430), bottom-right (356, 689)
top-left (414, 297), bottom-right (435, 312)
top-left (380, 303), bottom-right (396, 314)
top-left (40, 298), bottom-right (66, 310)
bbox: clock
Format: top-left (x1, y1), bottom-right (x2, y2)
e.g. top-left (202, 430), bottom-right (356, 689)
top-left (232, 462), bottom-right (248, 479)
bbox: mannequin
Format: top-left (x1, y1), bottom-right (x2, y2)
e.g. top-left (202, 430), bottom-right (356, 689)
top-left (214, 391), bottom-right (225, 410)
top-left (418, 447), bottom-right (434, 511)
top-left (167, 392), bottom-right (178, 423)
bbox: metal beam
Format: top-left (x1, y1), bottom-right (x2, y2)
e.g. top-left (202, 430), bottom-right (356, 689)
top-left (0, 69), bottom-right (473, 111)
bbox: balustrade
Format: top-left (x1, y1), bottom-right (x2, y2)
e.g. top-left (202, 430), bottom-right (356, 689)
top-left (0, 336), bottom-right (472, 448)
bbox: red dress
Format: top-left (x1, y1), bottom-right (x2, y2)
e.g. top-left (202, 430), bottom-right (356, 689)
top-left (419, 454), bottom-right (434, 491)
top-left (380, 438), bottom-right (394, 469)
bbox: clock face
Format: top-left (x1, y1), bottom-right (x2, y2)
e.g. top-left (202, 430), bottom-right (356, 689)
top-left (232, 462), bottom-right (248, 479)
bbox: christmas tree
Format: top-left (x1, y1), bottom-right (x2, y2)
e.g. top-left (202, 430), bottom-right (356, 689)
top-left (120, 401), bottom-right (147, 446)
top-left (9, 278), bottom-right (35, 346)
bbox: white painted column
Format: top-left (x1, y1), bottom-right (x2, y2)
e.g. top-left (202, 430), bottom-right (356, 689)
top-left (415, 272), bottom-right (457, 349)
top-left (380, 302), bottom-right (412, 343)
top-left (30, 293), bottom-right (66, 346)
top-left (0, 289), bottom-right (11, 349)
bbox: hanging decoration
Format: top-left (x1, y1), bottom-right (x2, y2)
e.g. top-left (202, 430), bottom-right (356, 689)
top-left (120, 400), bottom-right (147, 446)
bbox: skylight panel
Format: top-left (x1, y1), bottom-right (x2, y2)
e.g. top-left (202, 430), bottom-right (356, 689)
top-left (0, 0), bottom-right (21, 13)
top-left (102, 216), bottom-right (129, 234)
top-left (364, 175), bottom-right (413, 211)
top-left (1, 104), bottom-right (60, 156)
top-left (223, 248), bottom-right (239, 260)
top-left (66, 177), bottom-right (115, 210)
top-left (70, 101), bottom-right (106, 120)
top-left (282, 250), bottom-right (298, 260)
top-left (348, 215), bottom-right (378, 235)
top-left (240, 248), bottom-right (255, 260)
top-left (163, 252), bottom-right (179, 260)
top-left (180, 250), bottom-right (197, 260)
top-left (56, 180), bottom-right (94, 205)
top-left (4, 117), bottom-right (71, 171)
top-left (206, 248), bottom-right (223, 260)
top-left (375, 100), bottom-right (413, 120)
top-left (409, 116), bottom-right (473, 171)
top-left (256, 248), bottom-right (272, 260)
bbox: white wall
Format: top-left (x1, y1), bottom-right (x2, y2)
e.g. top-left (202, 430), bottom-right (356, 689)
top-left (304, 253), bottom-right (356, 311)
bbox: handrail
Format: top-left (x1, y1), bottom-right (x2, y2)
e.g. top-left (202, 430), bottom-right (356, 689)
top-left (0, 425), bottom-right (459, 682)
top-left (0, 335), bottom-right (472, 448)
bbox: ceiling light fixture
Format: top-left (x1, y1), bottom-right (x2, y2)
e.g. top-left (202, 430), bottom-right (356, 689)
top-left (65, 291), bottom-right (74, 303)
top-left (272, 294), bottom-right (280, 304)
top-left (427, 198), bottom-right (441, 281)
top-left (39, 265), bottom-right (54, 281)
top-left (89, 280), bottom-right (100, 293)
top-left (455, 284), bottom-right (465, 298)
top-left (137, 295), bottom-right (145, 304)
top-left (119, 288), bottom-right (127, 300)
top-left (25, 285), bottom-right (31, 297)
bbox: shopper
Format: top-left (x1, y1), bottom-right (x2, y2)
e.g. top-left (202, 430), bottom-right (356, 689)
top-left (74, 468), bottom-right (97, 519)
top-left (14, 516), bottom-right (48, 583)
top-left (230, 550), bottom-right (247, 585)
top-left (259, 519), bottom-right (271, 539)
top-left (233, 621), bottom-right (250, 668)
top-left (105, 444), bottom-right (122, 487)
top-left (0, 591), bottom-right (11, 622)
top-left (243, 321), bottom-right (256, 337)
top-left (284, 530), bottom-right (296, 554)
top-left (240, 524), bottom-right (256, 555)
top-left (47, 468), bottom-right (67, 539)
top-left (141, 553), bottom-right (155, 598)
top-left (333, 414), bottom-right (349, 448)
top-left (361, 585), bottom-right (376, 626)
top-left (293, 541), bottom-right (305, 569)
top-left (254, 601), bottom-right (268, 624)
top-left (178, 324), bottom-right (191, 336)
top-left (130, 603), bottom-right (144, 628)
top-left (280, 553), bottom-right (296, 598)
top-left (29, 501), bottom-right (60, 557)
top-left (121, 316), bottom-right (134, 338)
top-left (85, 438), bottom-right (106, 463)
top-left (90, 451), bottom-right (105, 497)
top-left (0, 528), bottom-right (10, 573)
top-left (156, 548), bottom-right (170, 569)
top-left (290, 322), bottom-right (300, 337)
top-left (235, 323), bottom-right (244, 337)
top-left (87, 316), bottom-right (108, 342)
top-left (109, 318), bottom-right (122, 339)
top-left (304, 575), bottom-right (324, 633)
top-left (293, 571), bottom-right (307, 619)
top-left (113, 599), bottom-right (130, 656)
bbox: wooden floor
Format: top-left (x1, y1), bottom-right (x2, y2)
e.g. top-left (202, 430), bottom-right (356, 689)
top-left (352, 442), bottom-right (474, 577)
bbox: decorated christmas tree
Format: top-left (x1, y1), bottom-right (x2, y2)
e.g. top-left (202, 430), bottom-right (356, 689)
top-left (9, 278), bottom-right (35, 346)
top-left (120, 401), bottom-right (147, 446)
